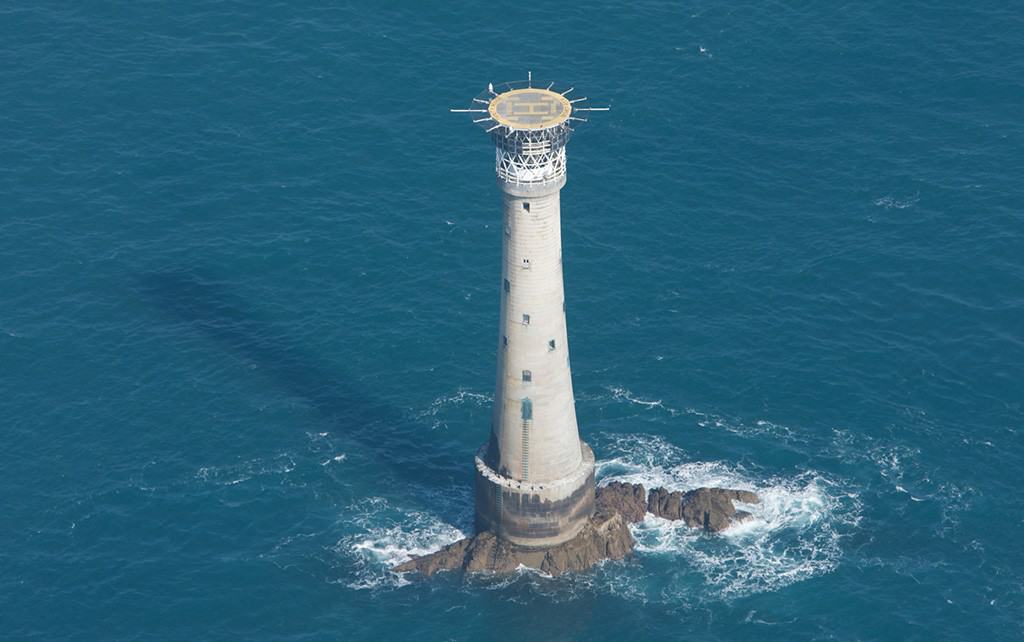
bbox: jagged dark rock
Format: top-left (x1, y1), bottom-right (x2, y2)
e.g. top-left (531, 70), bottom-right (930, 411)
top-left (595, 481), bottom-right (649, 523)
top-left (393, 511), bottom-right (635, 577)
top-left (392, 537), bottom-right (474, 577)
top-left (537, 510), bottom-right (635, 575)
top-left (647, 486), bottom-right (760, 533)
top-left (394, 483), bottom-right (760, 577)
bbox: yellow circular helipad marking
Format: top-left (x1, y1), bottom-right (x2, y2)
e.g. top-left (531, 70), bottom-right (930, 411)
top-left (488, 88), bottom-right (572, 130)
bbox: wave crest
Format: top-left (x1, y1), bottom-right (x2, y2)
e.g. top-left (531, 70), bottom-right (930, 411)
top-left (332, 433), bottom-right (860, 602)
top-left (338, 497), bottom-right (465, 590)
top-left (597, 434), bottom-right (861, 602)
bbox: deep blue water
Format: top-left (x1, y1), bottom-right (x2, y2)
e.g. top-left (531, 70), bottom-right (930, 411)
top-left (3, 1), bottom-right (1023, 639)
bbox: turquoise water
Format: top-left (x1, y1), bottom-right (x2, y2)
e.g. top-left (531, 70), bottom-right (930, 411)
top-left (3, 2), bottom-right (1022, 639)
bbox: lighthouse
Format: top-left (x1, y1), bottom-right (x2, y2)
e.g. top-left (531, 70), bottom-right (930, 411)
top-left (451, 76), bottom-right (608, 547)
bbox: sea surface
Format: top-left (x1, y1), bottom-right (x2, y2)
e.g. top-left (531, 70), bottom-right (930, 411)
top-left (3, 1), bottom-right (1022, 640)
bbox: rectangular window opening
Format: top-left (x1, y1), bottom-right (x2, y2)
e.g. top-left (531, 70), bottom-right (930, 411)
top-left (521, 258), bottom-right (530, 269)
top-left (548, 339), bottom-right (556, 351)
top-left (503, 279), bottom-right (510, 293)
top-left (502, 335), bottom-right (508, 348)
top-left (522, 313), bottom-right (530, 325)
top-left (522, 202), bottom-right (530, 212)
top-left (521, 398), bottom-right (533, 420)
top-left (522, 370), bottom-right (532, 382)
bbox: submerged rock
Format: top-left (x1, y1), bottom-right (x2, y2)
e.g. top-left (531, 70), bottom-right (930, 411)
top-left (393, 511), bottom-right (635, 577)
top-left (394, 484), bottom-right (760, 577)
top-left (647, 486), bottom-right (760, 533)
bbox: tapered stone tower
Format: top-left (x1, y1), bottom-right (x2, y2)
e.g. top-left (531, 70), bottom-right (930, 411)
top-left (452, 76), bottom-right (608, 547)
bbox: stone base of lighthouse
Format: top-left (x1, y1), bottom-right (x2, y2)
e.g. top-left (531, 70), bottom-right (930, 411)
top-left (474, 443), bottom-right (596, 548)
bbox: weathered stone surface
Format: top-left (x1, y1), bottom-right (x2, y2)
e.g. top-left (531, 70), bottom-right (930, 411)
top-left (595, 481), bottom-right (648, 523)
top-left (539, 510), bottom-right (635, 575)
top-left (647, 486), bottom-right (761, 533)
top-left (392, 537), bottom-right (473, 577)
top-left (474, 448), bottom-right (596, 548)
top-left (462, 532), bottom-right (522, 574)
top-left (393, 511), bottom-right (634, 577)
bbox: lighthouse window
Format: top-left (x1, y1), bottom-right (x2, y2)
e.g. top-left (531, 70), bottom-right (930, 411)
top-left (502, 335), bottom-right (508, 348)
top-left (522, 258), bottom-right (530, 269)
top-left (503, 279), bottom-right (510, 293)
top-left (522, 370), bottom-right (532, 382)
top-left (548, 339), bottom-right (556, 351)
top-left (521, 398), bottom-right (533, 420)
top-left (522, 314), bottom-right (530, 325)
top-left (522, 202), bottom-right (530, 212)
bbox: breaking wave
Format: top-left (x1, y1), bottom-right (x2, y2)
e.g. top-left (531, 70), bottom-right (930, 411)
top-left (334, 433), bottom-right (860, 601)
top-left (596, 434), bottom-right (861, 602)
top-left (339, 497), bottom-right (466, 590)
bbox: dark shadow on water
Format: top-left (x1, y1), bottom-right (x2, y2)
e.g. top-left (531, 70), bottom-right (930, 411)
top-left (137, 270), bottom-right (463, 505)
top-left (139, 271), bottom-right (606, 618)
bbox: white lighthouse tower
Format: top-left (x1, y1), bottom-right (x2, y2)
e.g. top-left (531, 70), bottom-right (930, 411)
top-left (452, 75), bottom-right (608, 547)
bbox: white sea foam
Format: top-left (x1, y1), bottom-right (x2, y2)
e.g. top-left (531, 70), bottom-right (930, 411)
top-left (591, 385), bottom-right (810, 445)
top-left (874, 193), bottom-right (919, 209)
top-left (416, 388), bottom-right (492, 430)
top-left (464, 564), bottom-right (561, 598)
top-left (337, 433), bottom-right (860, 600)
top-left (606, 386), bottom-right (681, 416)
top-left (195, 452), bottom-right (296, 486)
top-left (685, 407), bottom-right (807, 444)
top-left (830, 429), bottom-right (975, 524)
top-left (598, 434), bottom-right (861, 601)
top-left (339, 497), bottom-right (465, 590)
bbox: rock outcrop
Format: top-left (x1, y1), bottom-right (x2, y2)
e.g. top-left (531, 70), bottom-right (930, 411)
top-left (394, 483), bottom-right (760, 577)
top-left (647, 486), bottom-right (760, 533)
top-left (393, 510), bottom-right (634, 577)
top-left (594, 481), bottom-right (648, 523)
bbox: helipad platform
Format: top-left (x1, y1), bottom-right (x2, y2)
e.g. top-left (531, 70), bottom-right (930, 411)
top-left (488, 88), bottom-right (572, 130)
